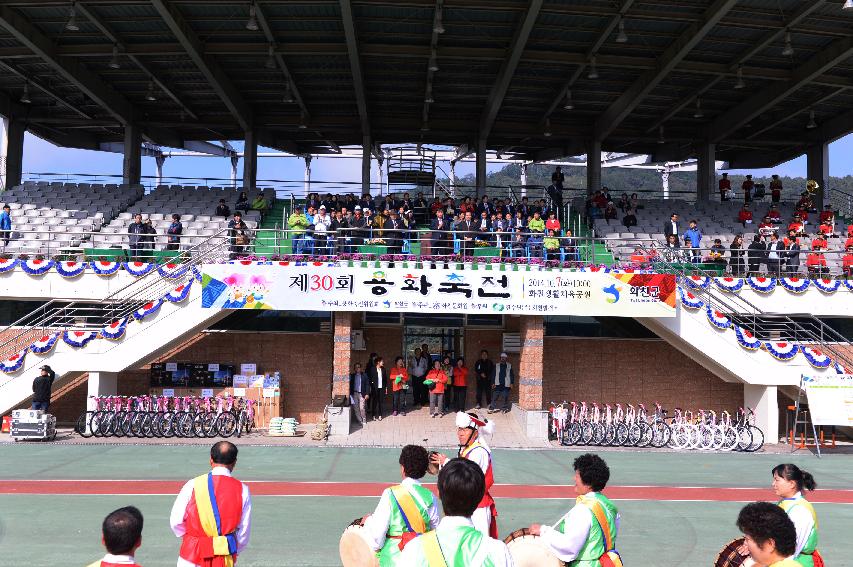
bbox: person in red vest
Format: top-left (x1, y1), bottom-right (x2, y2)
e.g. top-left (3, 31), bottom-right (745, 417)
top-left (742, 174), bottom-right (755, 203)
top-left (843, 245), bottom-right (853, 278)
top-left (719, 172), bottom-right (732, 201)
top-left (431, 412), bottom-right (498, 539)
top-left (87, 506), bottom-right (144, 567)
top-left (170, 441), bottom-right (252, 567)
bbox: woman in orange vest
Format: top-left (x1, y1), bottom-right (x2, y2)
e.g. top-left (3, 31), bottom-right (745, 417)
top-left (389, 356), bottom-right (409, 417)
top-left (424, 359), bottom-right (448, 418)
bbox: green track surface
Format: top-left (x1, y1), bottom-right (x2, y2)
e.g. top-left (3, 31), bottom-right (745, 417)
top-left (1, 446), bottom-right (851, 566)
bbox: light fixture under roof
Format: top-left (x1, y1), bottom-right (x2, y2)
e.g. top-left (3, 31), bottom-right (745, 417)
top-left (145, 81), bottom-right (157, 102)
top-left (543, 118), bottom-right (552, 137)
top-left (20, 82), bottom-right (31, 104)
top-left (806, 110), bottom-right (817, 129)
top-left (246, 2), bottom-right (259, 32)
top-left (562, 88), bottom-right (574, 110)
top-left (734, 64), bottom-right (746, 89)
top-left (420, 121), bottom-right (430, 132)
top-left (844, 0), bottom-right (853, 10)
top-left (265, 44), bottom-right (276, 69)
top-left (108, 44), bottom-right (121, 69)
top-left (693, 98), bottom-right (704, 119)
top-left (433, 10), bottom-right (445, 34)
top-left (782, 30), bottom-right (794, 57)
top-left (657, 126), bottom-right (665, 144)
top-left (588, 56), bottom-right (599, 80)
top-left (428, 53), bottom-right (439, 72)
top-left (615, 18), bottom-right (628, 43)
top-left (65, 1), bottom-right (80, 32)
top-left (283, 82), bottom-right (294, 103)
top-left (425, 88), bottom-right (434, 103)
top-left (298, 113), bottom-right (307, 129)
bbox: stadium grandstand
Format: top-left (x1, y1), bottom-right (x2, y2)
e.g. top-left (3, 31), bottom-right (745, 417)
top-left (0, 1), bottom-right (853, 566)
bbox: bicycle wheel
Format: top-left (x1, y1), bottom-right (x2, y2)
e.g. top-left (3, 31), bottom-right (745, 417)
top-left (569, 422), bottom-right (583, 445)
top-left (721, 426), bottom-right (739, 451)
top-left (747, 426), bottom-right (764, 452)
top-left (580, 422), bottom-right (595, 445)
top-left (735, 426), bottom-right (753, 452)
top-left (669, 424), bottom-right (690, 450)
top-left (614, 422), bottom-right (629, 446)
top-left (175, 412), bottom-right (194, 438)
top-left (626, 423), bottom-right (642, 447)
top-left (160, 412), bottom-right (176, 438)
top-left (638, 422), bottom-right (654, 448)
top-left (202, 413), bottom-right (219, 437)
top-left (216, 411), bottom-right (238, 437)
top-left (601, 424), bottom-right (616, 446)
top-left (90, 411), bottom-right (108, 437)
top-left (650, 421), bottom-right (671, 448)
top-left (75, 412), bottom-right (93, 438)
top-left (235, 413), bottom-right (246, 438)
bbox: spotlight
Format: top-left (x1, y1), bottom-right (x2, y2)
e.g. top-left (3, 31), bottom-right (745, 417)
top-left (298, 113), bottom-right (308, 129)
top-left (145, 82), bottom-right (157, 102)
top-left (806, 110), bottom-right (817, 129)
top-left (693, 98), bottom-right (703, 119)
top-left (782, 30), bottom-right (794, 56)
top-left (562, 89), bottom-right (574, 110)
top-left (108, 45), bottom-right (121, 69)
top-left (20, 82), bottom-right (31, 104)
top-left (734, 64), bottom-right (745, 89)
top-left (246, 2), bottom-right (259, 31)
top-left (283, 83), bottom-right (294, 103)
top-left (265, 44), bottom-right (276, 69)
top-left (65, 1), bottom-right (80, 32)
top-left (844, 0), bottom-right (853, 10)
top-left (544, 118), bottom-right (552, 137)
top-left (616, 19), bottom-right (628, 43)
top-left (657, 126), bottom-right (665, 144)
top-left (588, 56), bottom-right (599, 80)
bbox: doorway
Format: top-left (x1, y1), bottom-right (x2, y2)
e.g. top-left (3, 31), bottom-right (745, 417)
top-left (403, 326), bottom-right (464, 365)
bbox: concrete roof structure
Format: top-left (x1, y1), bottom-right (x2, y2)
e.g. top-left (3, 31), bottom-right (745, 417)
top-left (0, 1), bottom-right (851, 168)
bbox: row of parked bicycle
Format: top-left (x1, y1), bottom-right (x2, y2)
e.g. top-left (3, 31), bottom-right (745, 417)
top-left (74, 394), bottom-right (256, 438)
top-left (548, 401), bottom-right (765, 452)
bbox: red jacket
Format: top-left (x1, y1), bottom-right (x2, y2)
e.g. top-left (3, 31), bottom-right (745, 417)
top-left (180, 475), bottom-right (244, 567)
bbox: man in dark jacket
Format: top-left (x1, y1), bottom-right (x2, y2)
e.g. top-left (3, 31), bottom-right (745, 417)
top-left (473, 350), bottom-right (495, 410)
top-left (31, 365), bottom-right (55, 411)
top-left (786, 233), bottom-right (802, 275)
top-left (747, 235), bottom-right (766, 275)
top-left (383, 210), bottom-right (404, 254)
top-left (127, 214), bottom-right (145, 261)
top-left (430, 210), bottom-right (451, 255)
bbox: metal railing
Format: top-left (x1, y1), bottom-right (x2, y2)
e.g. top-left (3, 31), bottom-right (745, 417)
top-left (0, 229), bottom-right (231, 361)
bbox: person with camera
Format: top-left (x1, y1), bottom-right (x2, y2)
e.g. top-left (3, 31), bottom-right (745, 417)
top-left (31, 364), bottom-right (55, 411)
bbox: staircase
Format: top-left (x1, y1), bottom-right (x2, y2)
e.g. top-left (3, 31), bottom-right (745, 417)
top-left (253, 200), bottom-right (288, 256)
top-left (0, 232), bottom-right (232, 415)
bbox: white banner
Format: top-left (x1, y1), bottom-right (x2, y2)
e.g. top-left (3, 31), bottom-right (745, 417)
top-left (803, 374), bottom-right (853, 426)
top-left (201, 263), bottom-right (676, 317)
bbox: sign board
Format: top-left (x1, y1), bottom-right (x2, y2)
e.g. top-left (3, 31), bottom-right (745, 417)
top-left (232, 375), bottom-right (248, 387)
top-left (165, 363), bottom-right (178, 372)
top-left (241, 363), bottom-right (257, 376)
top-left (201, 264), bottom-right (677, 317)
top-left (802, 374), bottom-right (853, 426)
top-left (162, 389), bottom-right (175, 398)
top-left (207, 363), bottom-right (220, 371)
top-left (201, 388), bottom-right (214, 398)
top-left (263, 388), bottom-right (277, 398)
top-left (233, 388), bottom-right (247, 397)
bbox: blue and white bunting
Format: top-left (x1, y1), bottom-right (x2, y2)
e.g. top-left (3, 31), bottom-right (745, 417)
top-left (813, 278), bottom-right (841, 293)
top-left (801, 346), bottom-right (832, 369)
top-left (55, 260), bottom-right (87, 277)
top-left (132, 299), bottom-right (164, 321)
top-left (62, 330), bottom-right (98, 348)
top-left (122, 261), bottom-right (155, 277)
top-left (21, 258), bottom-right (54, 275)
top-left (705, 305), bottom-right (732, 329)
top-left (678, 287), bottom-right (704, 309)
top-left (157, 263), bottom-right (189, 279)
top-left (91, 260), bottom-right (120, 276)
top-left (780, 277), bottom-right (811, 293)
top-left (164, 280), bottom-right (192, 303)
top-left (100, 318), bottom-right (129, 340)
top-left (29, 332), bottom-right (60, 354)
top-left (734, 326), bottom-right (762, 350)
top-left (683, 275), bottom-right (710, 289)
top-left (713, 277), bottom-right (744, 292)
top-left (764, 341), bottom-right (799, 361)
top-left (0, 349), bottom-right (27, 373)
top-left (746, 276), bottom-right (776, 293)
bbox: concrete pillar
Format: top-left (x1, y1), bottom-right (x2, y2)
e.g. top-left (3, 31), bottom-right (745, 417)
top-left (449, 162), bottom-right (457, 197)
top-left (475, 137), bottom-right (487, 197)
top-left (744, 384), bottom-right (779, 444)
top-left (230, 155), bottom-right (239, 188)
top-left (87, 371), bottom-right (118, 412)
top-left (806, 142), bottom-right (828, 211)
top-left (155, 155), bottom-right (166, 187)
top-left (586, 140), bottom-right (601, 195)
top-left (243, 130), bottom-right (258, 191)
top-left (520, 163), bottom-right (528, 198)
top-left (362, 136), bottom-right (371, 195)
top-left (122, 124), bottom-right (141, 185)
top-left (661, 167), bottom-right (670, 200)
top-left (0, 117), bottom-right (25, 190)
top-left (518, 315), bottom-right (544, 411)
top-left (304, 155), bottom-right (312, 197)
top-left (696, 142), bottom-right (715, 202)
top-left (332, 312), bottom-right (353, 398)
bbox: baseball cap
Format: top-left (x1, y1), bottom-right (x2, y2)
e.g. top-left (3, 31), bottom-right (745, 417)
top-left (319, 205), bottom-right (326, 210)
top-left (354, 205), bottom-right (362, 211)
top-left (500, 352), bottom-right (508, 358)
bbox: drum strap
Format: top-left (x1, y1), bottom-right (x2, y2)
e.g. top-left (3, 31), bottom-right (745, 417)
top-left (390, 485), bottom-right (427, 534)
top-left (580, 497), bottom-right (624, 567)
top-left (422, 531), bottom-right (448, 567)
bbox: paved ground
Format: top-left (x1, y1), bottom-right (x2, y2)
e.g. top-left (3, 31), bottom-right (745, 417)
top-left (0, 444), bottom-right (851, 567)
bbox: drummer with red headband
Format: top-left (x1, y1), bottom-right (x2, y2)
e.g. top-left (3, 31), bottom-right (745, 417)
top-left (430, 411), bottom-right (498, 539)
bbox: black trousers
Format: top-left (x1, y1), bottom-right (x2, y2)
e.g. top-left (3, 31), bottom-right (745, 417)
top-left (370, 389), bottom-right (384, 417)
top-left (454, 386), bottom-right (467, 412)
top-left (412, 375), bottom-right (427, 406)
top-left (476, 378), bottom-right (492, 407)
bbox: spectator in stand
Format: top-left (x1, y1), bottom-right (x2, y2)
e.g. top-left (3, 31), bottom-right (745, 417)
top-left (845, 225), bottom-right (853, 249)
top-left (819, 204), bottom-right (835, 230)
top-left (372, 208), bottom-right (388, 237)
top-left (31, 365), bottom-right (55, 411)
top-left (817, 218), bottom-right (835, 238)
top-left (452, 357), bottom-right (469, 412)
top-left (350, 207), bottom-right (368, 252)
top-left (476, 210), bottom-right (491, 237)
top-left (562, 229), bottom-right (579, 262)
top-left (367, 356), bottom-right (387, 421)
top-left (719, 172), bottom-right (732, 201)
top-left (429, 197), bottom-right (443, 217)
top-left (730, 234), bottom-right (745, 276)
top-left (512, 210), bottom-right (527, 231)
top-left (795, 205), bottom-right (810, 226)
top-left (458, 211), bottom-right (476, 257)
top-left (664, 213), bottom-right (679, 240)
top-left (425, 359), bottom-right (448, 418)
top-left (389, 356), bottom-right (409, 417)
top-left (631, 245), bottom-right (649, 266)
top-left (798, 191), bottom-right (816, 213)
top-left (383, 210), bottom-right (404, 254)
top-left (489, 352), bottom-right (514, 414)
top-left (0, 204), bottom-right (10, 246)
top-left (307, 192), bottom-right (321, 210)
top-left (811, 233), bottom-right (828, 251)
top-left (601, 187), bottom-right (613, 203)
top-left (235, 191), bottom-right (250, 211)
top-left (415, 192), bottom-right (429, 223)
top-left (288, 207), bottom-right (310, 255)
top-left (603, 203), bottom-right (618, 224)
top-left (708, 238), bottom-right (727, 267)
top-left (622, 207), bottom-right (637, 229)
top-left (683, 220), bottom-right (702, 263)
top-left (551, 166), bottom-right (565, 190)
top-left (141, 219), bottom-right (156, 258)
top-left (738, 204), bottom-right (754, 227)
top-left (545, 211), bottom-right (561, 232)
top-left (843, 245), bottom-right (853, 278)
top-left (766, 232), bottom-right (785, 276)
top-left (543, 229), bottom-right (561, 260)
top-left (166, 214), bottom-right (182, 251)
top-left (527, 230), bottom-right (544, 258)
top-left (250, 194), bottom-right (268, 217)
top-left (430, 209), bottom-right (451, 255)
top-left (767, 206), bottom-right (782, 223)
top-left (350, 362), bottom-right (371, 425)
top-left (806, 246), bottom-right (829, 277)
top-left (305, 205), bottom-right (316, 225)
top-left (474, 350), bottom-right (494, 410)
top-left (329, 210), bottom-right (349, 254)
top-left (517, 196), bottom-right (530, 218)
top-left (769, 174), bottom-right (783, 203)
top-left (313, 205), bottom-right (332, 254)
top-left (88, 506), bottom-right (144, 567)
top-left (128, 213), bottom-right (146, 261)
top-left (409, 347), bottom-right (429, 408)
top-left (785, 231), bottom-right (801, 275)
top-left (511, 227), bottom-right (527, 257)
top-left (742, 174), bottom-right (754, 203)
top-left (528, 211), bottom-right (545, 233)
top-left (616, 193), bottom-right (630, 212)
top-left (747, 235), bottom-right (766, 274)
top-left (788, 213), bottom-right (806, 237)
top-left (228, 212), bottom-right (250, 257)
top-left (629, 192), bottom-right (642, 210)
top-left (215, 198), bottom-right (231, 218)
top-left (682, 237), bottom-right (697, 264)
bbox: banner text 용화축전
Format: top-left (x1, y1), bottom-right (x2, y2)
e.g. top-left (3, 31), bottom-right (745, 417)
top-left (201, 264), bottom-right (677, 317)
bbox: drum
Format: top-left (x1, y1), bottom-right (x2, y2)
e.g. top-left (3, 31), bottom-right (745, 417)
top-left (339, 517), bottom-right (379, 567)
top-left (503, 528), bottom-right (565, 567)
top-left (714, 538), bottom-right (756, 567)
top-left (427, 451), bottom-right (442, 475)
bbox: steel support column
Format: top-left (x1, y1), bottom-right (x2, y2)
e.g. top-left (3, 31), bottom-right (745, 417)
top-left (586, 140), bottom-right (601, 195)
top-left (362, 136), bottom-right (371, 195)
top-left (0, 116), bottom-right (25, 190)
top-left (155, 155), bottom-right (166, 187)
top-left (521, 162), bottom-right (528, 198)
top-left (304, 155), bottom-right (313, 197)
top-left (243, 130), bottom-right (258, 190)
top-left (807, 142), bottom-right (828, 211)
top-left (122, 124), bottom-right (141, 185)
top-left (696, 142), bottom-right (716, 202)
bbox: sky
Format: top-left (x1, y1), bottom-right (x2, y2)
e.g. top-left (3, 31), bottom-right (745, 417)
top-left (18, 131), bottom-right (853, 188)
